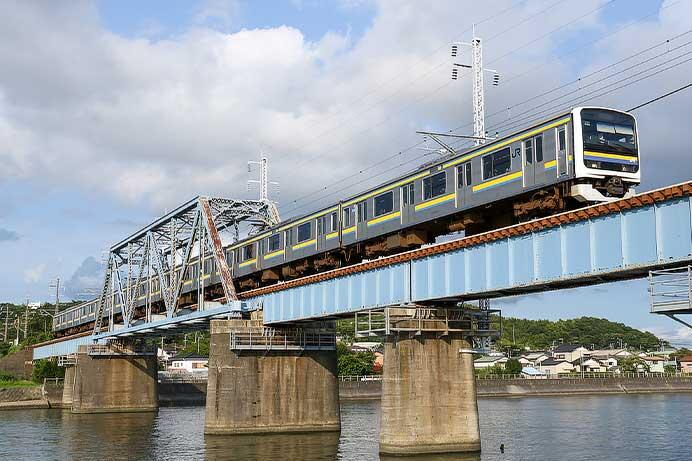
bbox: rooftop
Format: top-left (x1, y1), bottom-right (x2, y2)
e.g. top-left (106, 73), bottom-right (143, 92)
top-left (553, 344), bottom-right (585, 353)
top-left (170, 352), bottom-right (208, 361)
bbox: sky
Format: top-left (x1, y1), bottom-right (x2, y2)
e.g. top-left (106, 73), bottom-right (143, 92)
top-left (1, 0), bottom-right (692, 345)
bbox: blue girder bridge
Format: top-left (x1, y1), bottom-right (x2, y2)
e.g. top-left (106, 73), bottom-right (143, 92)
top-left (34, 181), bottom-right (692, 359)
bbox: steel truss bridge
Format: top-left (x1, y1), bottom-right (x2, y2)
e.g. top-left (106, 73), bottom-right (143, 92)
top-left (34, 181), bottom-right (692, 359)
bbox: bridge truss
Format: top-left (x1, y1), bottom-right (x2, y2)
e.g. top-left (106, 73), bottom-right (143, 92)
top-left (93, 196), bottom-right (280, 335)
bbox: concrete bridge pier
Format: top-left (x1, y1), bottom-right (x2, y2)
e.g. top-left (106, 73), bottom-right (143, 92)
top-left (379, 328), bottom-right (481, 455)
top-left (70, 343), bottom-right (158, 414)
top-left (204, 316), bottom-right (340, 435)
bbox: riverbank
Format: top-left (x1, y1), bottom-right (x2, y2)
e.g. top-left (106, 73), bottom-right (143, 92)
top-left (0, 384), bottom-right (48, 410)
top-left (6, 375), bottom-right (692, 410)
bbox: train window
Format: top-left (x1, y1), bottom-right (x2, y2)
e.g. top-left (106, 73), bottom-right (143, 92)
top-left (558, 128), bottom-right (566, 152)
top-left (242, 244), bottom-right (254, 261)
top-left (465, 163), bottom-right (472, 186)
top-left (330, 212), bottom-right (338, 231)
top-left (423, 171), bottom-right (446, 201)
top-left (284, 229), bottom-right (292, 246)
top-left (524, 139), bottom-right (533, 164)
top-left (343, 207), bottom-right (355, 228)
top-left (457, 166), bottom-right (464, 188)
top-left (297, 222), bottom-right (311, 242)
top-left (535, 135), bottom-right (543, 162)
top-left (482, 147), bottom-right (511, 180)
top-left (267, 234), bottom-right (281, 252)
top-left (357, 201), bottom-right (368, 223)
top-left (374, 191), bottom-right (393, 217)
top-left (402, 183), bottom-right (414, 205)
top-left (317, 216), bottom-right (325, 236)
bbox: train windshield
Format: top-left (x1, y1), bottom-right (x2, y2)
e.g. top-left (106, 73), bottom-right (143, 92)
top-left (581, 109), bottom-right (638, 172)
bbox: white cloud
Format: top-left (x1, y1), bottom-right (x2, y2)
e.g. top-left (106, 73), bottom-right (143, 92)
top-left (23, 263), bottom-right (46, 284)
top-left (0, 0), bottom-right (690, 216)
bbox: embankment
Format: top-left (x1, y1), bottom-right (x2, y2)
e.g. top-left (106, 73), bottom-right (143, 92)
top-left (0, 385), bottom-right (48, 410)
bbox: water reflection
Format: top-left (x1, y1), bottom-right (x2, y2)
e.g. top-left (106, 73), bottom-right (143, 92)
top-left (205, 431), bottom-right (340, 461)
top-left (380, 453), bottom-right (480, 461)
top-left (61, 411), bottom-right (158, 460)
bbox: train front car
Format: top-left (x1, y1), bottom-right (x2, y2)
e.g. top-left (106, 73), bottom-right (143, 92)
top-left (571, 107), bottom-right (640, 202)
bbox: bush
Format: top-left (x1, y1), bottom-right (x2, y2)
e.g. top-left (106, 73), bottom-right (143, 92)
top-left (0, 370), bottom-right (18, 382)
top-left (505, 358), bottom-right (522, 375)
top-left (31, 359), bottom-right (65, 383)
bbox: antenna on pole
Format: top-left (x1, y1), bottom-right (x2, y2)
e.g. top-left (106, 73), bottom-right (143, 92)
top-left (248, 155), bottom-right (280, 203)
top-left (451, 25), bottom-right (501, 146)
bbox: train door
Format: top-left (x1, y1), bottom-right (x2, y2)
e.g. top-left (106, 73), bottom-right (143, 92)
top-left (316, 215), bottom-right (327, 251)
top-left (356, 200), bottom-right (368, 238)
top-left (522, 139), bottom-right (534, 187)
top-left (533, 134), bottom-right (545, 185)
top-left (400, 182), bottom-right (415, 225)
top-left (557, 126), bottom-right (568, 177)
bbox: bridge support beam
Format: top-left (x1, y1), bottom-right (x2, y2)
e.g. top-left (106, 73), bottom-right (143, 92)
top-left (204, 317), bottom-right (340, 435)
top-left (61, 365), bottom-right (75, 408)
top-left (379, 330), bottom-right (480, 455)
top-left (71, 344), bottom-right (158, 414)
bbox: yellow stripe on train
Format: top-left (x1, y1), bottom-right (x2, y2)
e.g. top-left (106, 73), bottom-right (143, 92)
top-left (367, 211), bottom-right (401, 226)
top-left (472, 171), bottom-right (523, 193)
top-left (415, 193), bottom-right (455, 211)
top-left (292, 239), bottom-right (317, 250)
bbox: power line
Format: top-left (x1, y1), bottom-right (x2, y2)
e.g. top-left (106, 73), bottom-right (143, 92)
top-left (628, 82), bottom-right (692, 111)
top-left (284, 0), bottom-right (586, 173)
top-left (279, 1), bottom-right (618, 214)
top-left (445, 0), bottom-right (684, 138)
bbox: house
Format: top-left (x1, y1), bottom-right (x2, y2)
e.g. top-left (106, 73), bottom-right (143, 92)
top-left (474, 355), bottom-right (508, 369)
top-left (168, 352), bottom-right (208, 373)
top-left (519, 352), bottom-right (550, 367)
top-left (552, 344), bottom-right (590, 363)
top-left (521, 366), bottom-right (547, 379)
top-left (571, 356), bottom-right (606, 373)
top-left (679, 356), bottom-right (692, 373)
top-left (641, 355), bottom-right (666, 373)
top-left (538, 358), bottom-right (575, 376)
top-left (589, 349), bottom-right (631, 361)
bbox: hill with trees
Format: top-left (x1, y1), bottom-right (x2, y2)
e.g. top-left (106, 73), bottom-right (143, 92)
top-left (498, 316), bottom-right (664, 352)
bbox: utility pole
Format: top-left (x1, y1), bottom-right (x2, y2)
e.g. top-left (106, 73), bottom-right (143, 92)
top-left (451, 25), bottom-right (500, 146)
top-left (3, 305), bottom-right (8, 341)
top-left (247, 155), bottom-right (279, 202)
top-left (24, 297), bottom-right (29, 341)
top-left (49, 278), bottom-right (60, 315)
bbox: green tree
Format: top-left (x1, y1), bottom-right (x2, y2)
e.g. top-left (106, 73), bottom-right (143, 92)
top-left (31, 359), bottom-right (65, 383)
top-left (336, 341), bottom-right (375, 376)
top-left (618, 356), bottom-right (650, 373)
top-left (505, 358), bottom-right (522, 375)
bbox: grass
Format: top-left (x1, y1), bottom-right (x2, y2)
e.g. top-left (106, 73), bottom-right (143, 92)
top-left (0, 379), bottom-right (39, 388)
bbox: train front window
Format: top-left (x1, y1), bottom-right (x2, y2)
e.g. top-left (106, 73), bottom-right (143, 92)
top-left (582, 119), bottom-right (636, 155)
top-left (580, 109), bottom-right (638, 173)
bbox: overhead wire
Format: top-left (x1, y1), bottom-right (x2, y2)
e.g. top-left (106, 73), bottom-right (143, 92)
top-left (279, 0), bottom-right (618, 215)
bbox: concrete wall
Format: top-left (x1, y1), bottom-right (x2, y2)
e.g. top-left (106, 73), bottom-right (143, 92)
top-left (380, 333), bottom-right (480, 455)
top-left (159, 382), bottom-right (207, 406)
top-left (0, 348), bottom-right (33, 379)
top-left (478, 376), bottom-right (692, 397)
top-left (204, 319), bottom-right (340, 435)
top-left (0, 385), bottom-right (48, 410)
top-left (335, 376), bottom-right (692, 400)
top-left (339, 380), bottom-right (382, 400)
top-left (71, 351), bottom-right (158, 413)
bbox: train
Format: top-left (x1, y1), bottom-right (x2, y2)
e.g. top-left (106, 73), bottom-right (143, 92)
top-left (53, 106), bottom-right (639, 335)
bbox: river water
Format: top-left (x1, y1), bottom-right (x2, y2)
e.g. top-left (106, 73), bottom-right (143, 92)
top-left (1, 394), bottom-right (691, 460)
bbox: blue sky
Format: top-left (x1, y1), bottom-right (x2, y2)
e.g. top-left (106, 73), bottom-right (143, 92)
top-left (0, 0), bottom-right (691, 345)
